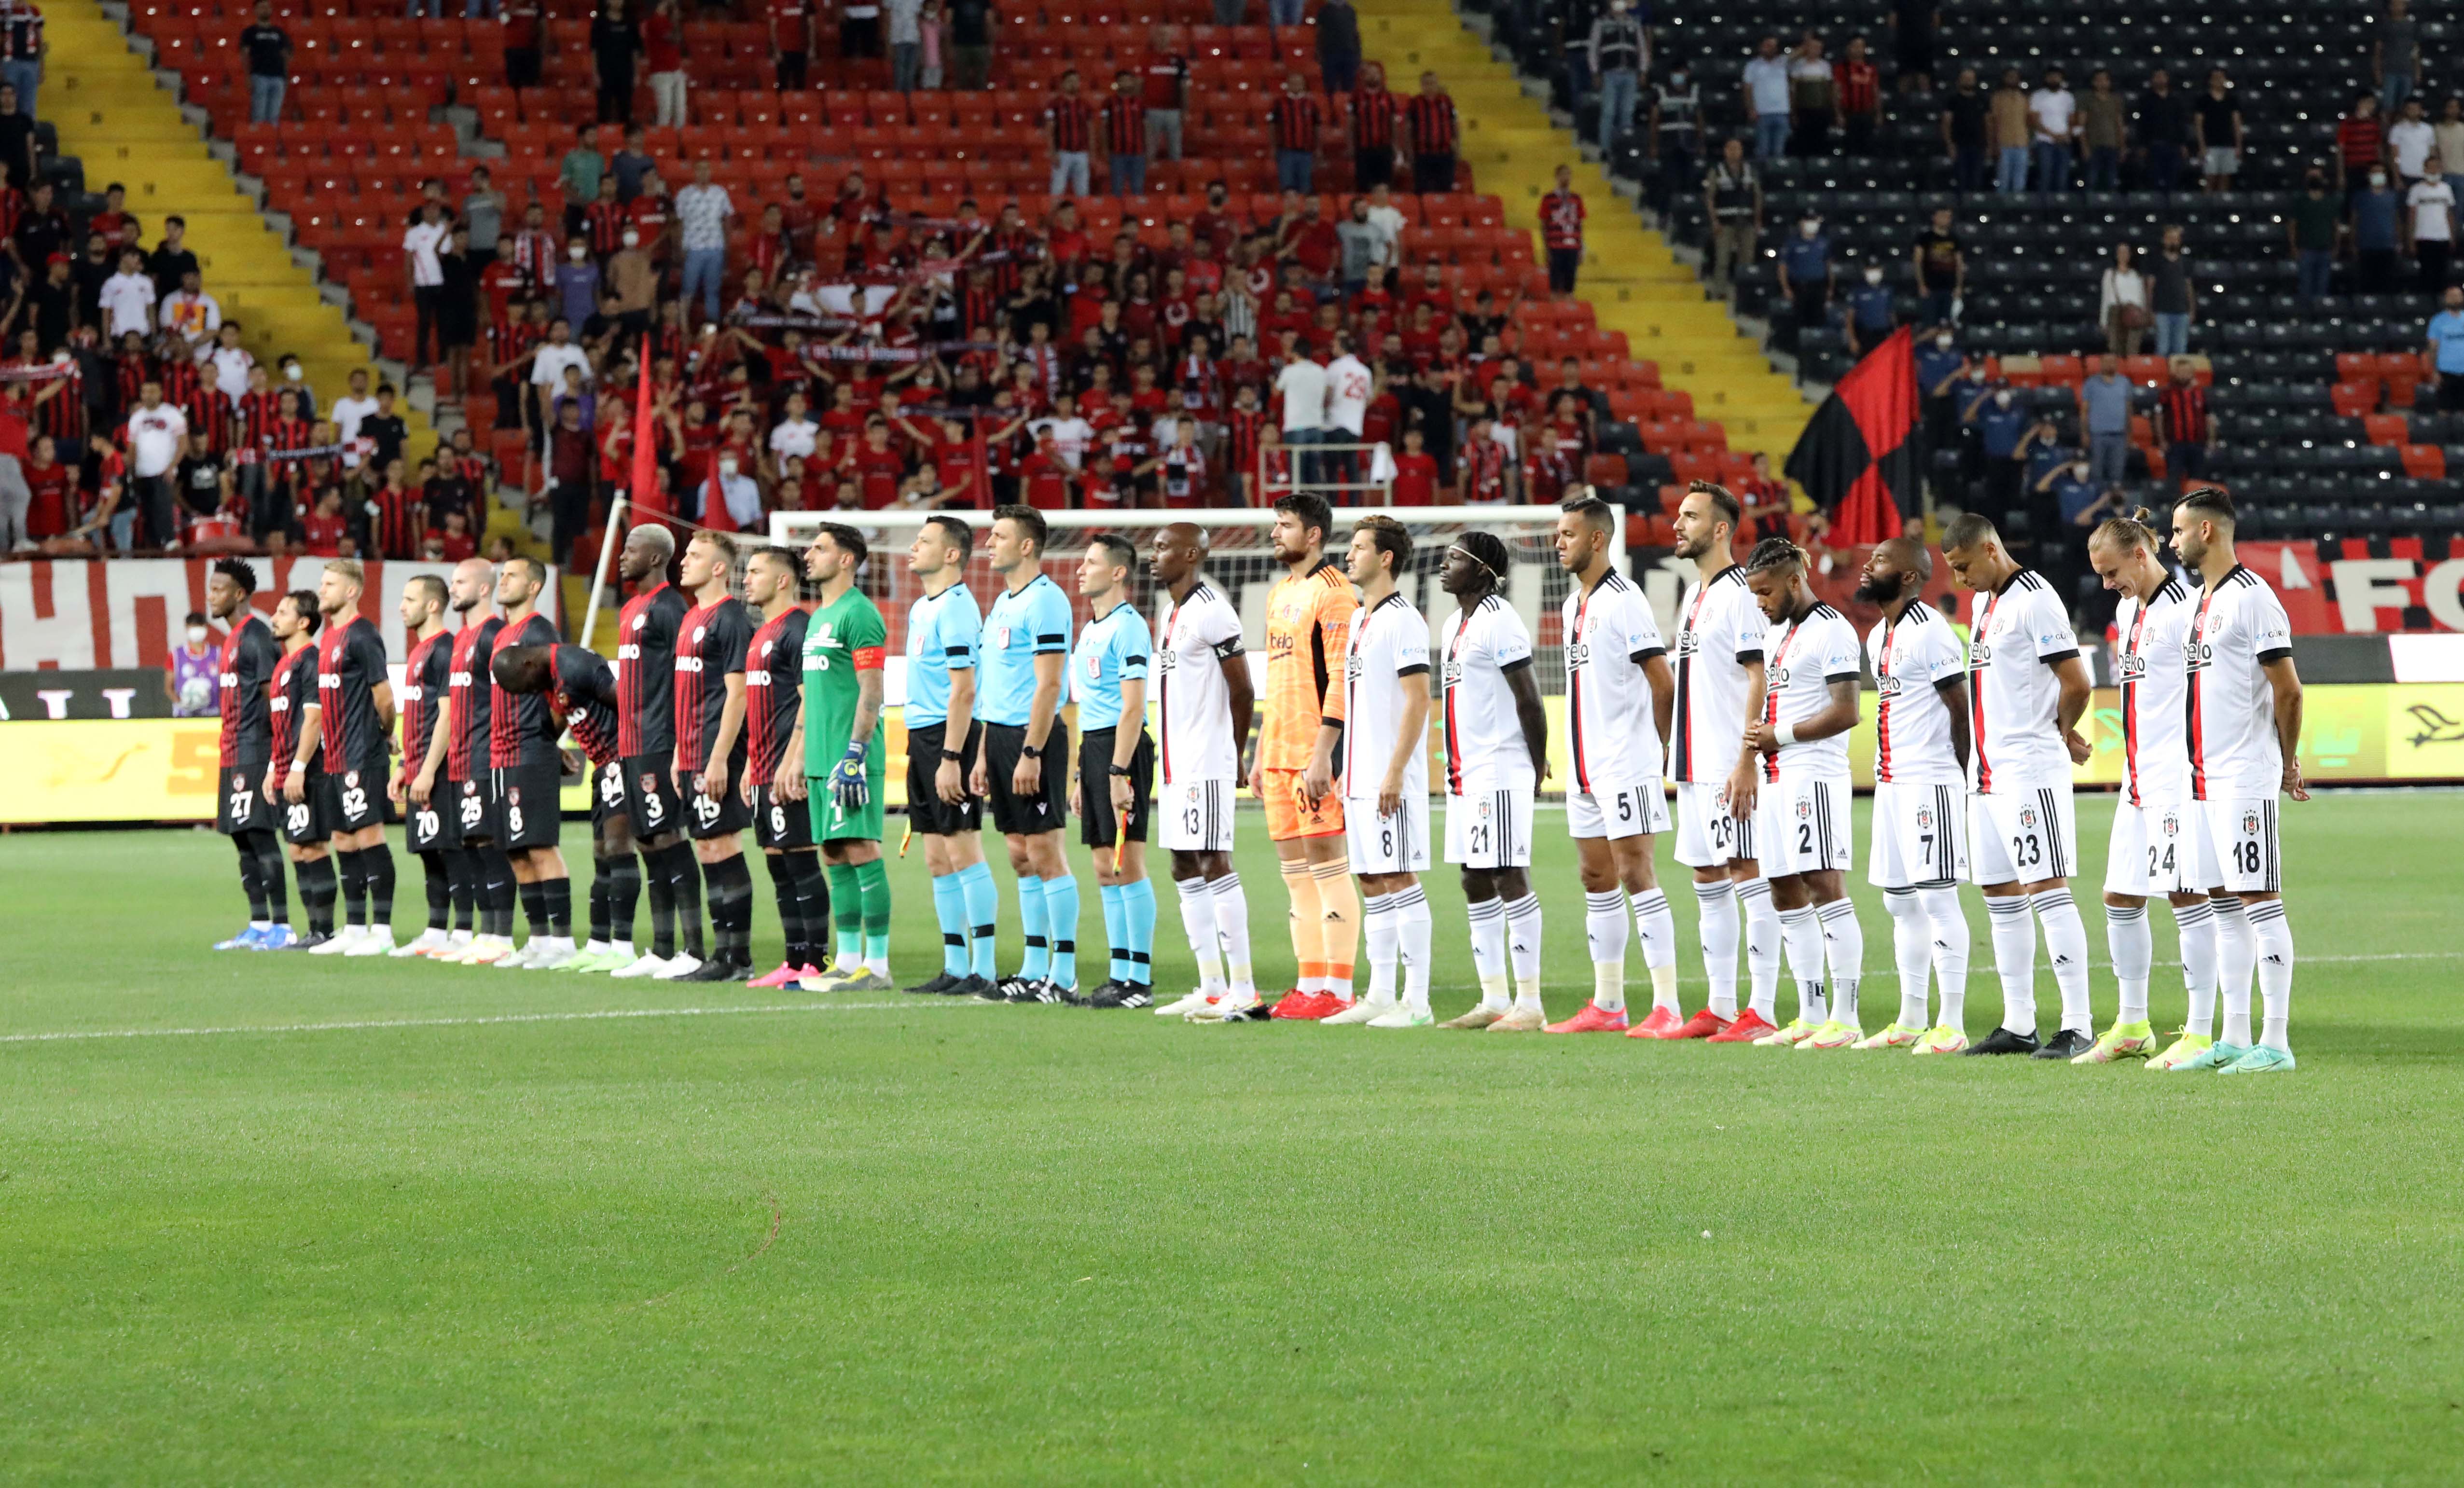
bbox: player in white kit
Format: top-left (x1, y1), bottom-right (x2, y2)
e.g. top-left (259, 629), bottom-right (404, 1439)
top-left (1431, 531), bottom-right (1553, 1031)
top-left (1658, 482), bottom-right (1783, 1044)
top-left (1853, 538), bottom-right (1976, 1053)
top-left (2169, 488), bottom-right (2306, 1074)
top-left (2079, 510), bottom-right (2221, 1066)
top-left (1311, 514), bottom-right (1437, 1028)
top-left (1546, 495), bottom-right (1682, 1035)
top-left (1737, 539), bottom-right (1868, 1048)
top-left (1939, 512), bottom-right (2098, 1059)
top-left (1148, 523), bottom-right (1262, 1021)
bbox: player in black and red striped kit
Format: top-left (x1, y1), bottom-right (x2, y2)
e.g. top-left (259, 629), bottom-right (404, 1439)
top-left (609, 524), bottom-right (701, 979)
top-left (740, 544), bottom-right (828, 987)
top-left (488, 556), bottom-right (576, 967)
top-left (388, 575), bottom-right (457, 958)
top-left (411, 558), bottom-right (511, 961)
top-left (306, 559), bottom-right (399, 956)
top-left (264, 589), bottom-right (338, 948)
top-left (207, 557), bottom-right (291, 950)
top-left (670, 529), bottom-right (757, 981)
top-left (489, 640), bottom-right (643, 972)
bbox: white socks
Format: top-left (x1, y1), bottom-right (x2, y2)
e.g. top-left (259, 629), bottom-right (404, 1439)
top-left (2214, 896), bottom-right (2255, 1047)
top-left (1694, 878), bottom-right (1741, 1018)
top-left (1209, 872), bottom-right (1254, 998)
top-left (2033, 887), bottom-right (2091, 1035)
top-left (1503, 893), bottom-right (1544, 1010)
top-left (1738, 876), bottom-right (1782, 1022)
top-left (1467, 896), bottom-right (1510, 1009)
top-left (1392, 883), bottom-right (1432, 1013)
top-left (1986, 894), bottom-right (2036, 1034)
top-left (1629, 887), bottom-right (1679, 1011)
top-left (1777, 903), bottom-right (1828, 1024)
top-left (1583, 890), bottom-right (1628, 1010)
top-left (2248, 899), bottom-right (2294, 1052)
top-left (1175, 876), bottom-right (1226, 995)
top-left (1361, 891), bottom-right (1399, 1007)
top-left (2174, 898), bottom-right (2219, 1038)
top-left (2104, 901), bottom-right (2153, 1025)
top-left (1884, 888), bottom-right (1931, 1031)
top-left (1816, 897), bottom-right (1861, 1027)
top-left (1920, 886), bottom-right (1969, 1032)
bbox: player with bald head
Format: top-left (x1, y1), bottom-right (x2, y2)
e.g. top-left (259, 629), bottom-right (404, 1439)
top-left (1853, 536), bottom-right (1975, 1051)
top-left (1149, 520), bottom-right (1260, 1020)
top-left (609, 522), bottom-right (701, 978)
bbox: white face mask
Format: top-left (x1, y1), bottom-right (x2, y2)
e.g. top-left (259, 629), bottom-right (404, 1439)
top-left (284, 363), bottom-right (303, 381)
top-left (719, 457), bottom-right (738, 478)
top-left (2072, 462), bottom-right (2090, 480)
top-left (1864, 267), bottom-right (1884, 285)
top-left (568, 245), bottom-right (588, 261)
top-left (1994, 391), bottom-right (2013, 408)
top-left (186, 625), bottom-right (208, 645)
top-left (1936, 334), bottom-right (1954, 351)
top-left (2373, 172), bottom-right (2389, 186)
top-left (622, 230), bottom-right (639, 247)
top-left (1799, 221), bottom-right (1819, 238)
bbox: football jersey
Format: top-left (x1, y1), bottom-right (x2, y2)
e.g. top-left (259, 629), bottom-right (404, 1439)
top-left (490, 610), bottom-right (562, 770)
top-left (745, 606), bottom-right (811, 783)
top-left (1868, 603), bottom-right (1966, 786)
top-left (1668, 566), bottom-right (1767, 785)
top-left (269, 642), bottom-right (322, 776)
top-left (674, 596), bottom-right (753, 773)
top-left (444, 614), bottom-right (503, 781)
top-left (615, 581), bottom-right (690, 758)
top-left (216, 612), bottom-right (280, 765)
top-left (1338, 591), bottom-right (1431, 797)
top-left (399, 627), bottom-right (454, 774)
top-left (1258, 560), bottom-right (1355, 771)
top-left (1965, 568), bottom-right (2080, 794)
top-left (799, 587), bottom-right (887, 775)
top-left (314, 614), bottom-right (391, 767)
top-left (1155, 579), bottom-right (1245, 782)
top-left (1072, 599), bottom-right (1151, 733)
top-left (550, 643), bottom-right (622, 768)
top-left (1562, 569), bottom-right (1668, 792)
top-left (904, 580), bottom-right (982, 729)
top-left (2114, 577), bottom-right (2194, 807)
top-left (1439, 593), bottom-right (1537, 792)
top-left (979, 573), bottom-right (1073, 727)
top-left (1758, 601), bottom-right (1860, 778)
top-left (2185, 564), bottom-right (2294, 800)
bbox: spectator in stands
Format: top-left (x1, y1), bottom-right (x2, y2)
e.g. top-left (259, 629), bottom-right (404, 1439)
top-left (1786, 33), bottom-right (1834, 158)
top-left (556, 236), bottom-right (601, 330)
top-left (2015, 414), bottom-right (2073, 499)
top-left (2134, 67), bottom-right (2188, 194)
top-left (1963, 380), bottom-right (2027, 522)
top-left (1703, 136), bottom-right (1760, 296)
top-left (404, 201), bottom-right (452, 371)
top-left (146, 218), bottom-right (197, 303)
top-left (1267, 0), bottom-right (1301, 29)
top-left (1272, 72), bottom-right (1323, 194)
top-left (1842, 259), bottom-right (1893, 358)
top-left (2408, 154), bottom-right (2456, 292)
top-left (2336, 93), bottom-right (2384, 198)
top-left (946, 0), bottom-right (992, 90)
top-left (2157, 357), bottom-right (2214, 489)
top-left (0, 81), bottom-right (27, 187)
top-left (2148, 223), bottom-right (2194, 357)
top-left (2439, 99), bottom-right (2464, 197)
top-left (162, 269), bottom-right (221, 354)
top-left (1317, 0), bottom-right (1360, 96)
top-left (2028, 66), bottom-right (2076, 196)
top-left (2390, 97), bottom-right (2435, 187)
top-left (0, 0), bottom-right (41, 121)
top-left (99, 248), bottom-right (153, 341)
top-left (2193, 69), bottom-right (2241, 193)
top-left (463, 165), bottom-right (505, 268)
top-left (2289, 168), bottom-right (2342, 302)
top-left (2378, 0), bottom-right (2421, 118)
top-left (888, 0), bottom-right (925, 92)
top-left (1939, 67), bottom-right (1987, 193)
top-left (644, 0), bottom-right (687, 128)
top-left (771, 0), bottom-right (812, 91)
top-left (503, 0), bottom-right (542, 90)
top-left (2080, 68), bottom-right (2125, 193)
top-left (674, 159), bottom-right (735, 321)
top-left (918, 1), bottom-right (944, 87)
top-left (559, 125), bottom-right (604, 241)
top-left (2099, 241), bottom-right (2148, 357)
top-left (2421, 285), bottom-right (2464, 411)
top-left (1778, 210), bottom-right (1833, 339)
top-left (1404, 72), bottom-right (1460, 195)
top-left (240, 3), bottom-right (290, 127)
top-left (1743, 36), bottom-right (1790, 162)
top-left (125, 379), bottom-right (186, 550)
top-left (1646, 60), bottom-right (1700, 217)
top-left (1915, 323), bottom-right (1966, 462)
top-left (1586, 0), bottom-right (1644, 156)
top-left (1048, 70), bottom-right (1094, 199)
top-left (440, 227), bottom-right (478, 394)
top-left (1103, 69), bottom-right (1147, 198)
top-left (1990, 67), bottom-right (2031, 193)
top-left (1539, 164), bottom-right (1584, 299)
top-left (1910, 205), bottom-right (1962, 326)
top-left (2357, 165), bottom-right (2404, 291)
top-left (1837, 36), bottom-right (1880, 156)
top-left (591, 0), bottom-right (639, 126)
top-left (2032, 455), bottom-right (2099, 594)
top-left (844, 0), bottom-right (885, 61)
top-left (2080, 352), bottom-right (2134, 490)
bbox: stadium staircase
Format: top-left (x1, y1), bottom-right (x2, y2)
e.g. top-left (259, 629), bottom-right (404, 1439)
top-left (1354, 0), bottom-right (1811, 463)
top-left (51, 0), bottom-right (435, 464)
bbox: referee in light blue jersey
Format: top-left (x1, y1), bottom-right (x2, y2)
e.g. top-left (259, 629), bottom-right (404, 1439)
top-left (968, 505), bottom-right (1079, 1003)
top-left (1071, 533), bottom-right (1159, 1008)
top-left (902, 512), bottom-right (999, 997)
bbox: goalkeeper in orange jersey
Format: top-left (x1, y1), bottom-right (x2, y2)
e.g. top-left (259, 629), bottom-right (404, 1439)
top-left (1247, 492), bottom-right (1364, 1019)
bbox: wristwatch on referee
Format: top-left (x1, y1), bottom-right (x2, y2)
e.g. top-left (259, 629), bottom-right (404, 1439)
top-left (1108, 765), bottom-right (1134, 777)
top-left (1020, 744), bottom-right (1042, 759)
top-left (939, 748), bottom-right (963, 763)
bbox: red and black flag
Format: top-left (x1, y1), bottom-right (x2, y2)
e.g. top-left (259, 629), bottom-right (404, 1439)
top-left (1785, 326), bottom-right (1917, 545)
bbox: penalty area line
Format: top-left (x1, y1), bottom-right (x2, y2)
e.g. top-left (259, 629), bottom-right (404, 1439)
top-left (0, 999), bottom-right (990, 1047)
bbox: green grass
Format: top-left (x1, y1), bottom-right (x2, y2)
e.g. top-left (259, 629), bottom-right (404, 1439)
top-left (3, 792), bottom-right (2461, 1484)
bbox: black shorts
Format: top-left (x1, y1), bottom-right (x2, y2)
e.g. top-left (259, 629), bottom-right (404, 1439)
top-left (752, 782), bottom-right (816, 850)
top-left (622, 752), bottom-right (684, 839)
top-left (1077, 727), bottom-right (1153, 849)
top-left (217, 758), bottom-right (274, 835)
top-left (281, 772), bottom-right (330, 847)
top-left (491, 759), bottom-right (563, 849)
top-left (904, 719), bottom-right (984, 836)
top-left (406, 780), bottom-right (452, 853)
top-left (444, 776), bottom-right (487, 847)
top-left (322, 751), bottom-right (391, 834)
top-left (684, 752), bottom-right (752, 840)
top-left (983, 720), bottom-right (1070, 837)
top-left (589, 757), bottom-right (626, 830)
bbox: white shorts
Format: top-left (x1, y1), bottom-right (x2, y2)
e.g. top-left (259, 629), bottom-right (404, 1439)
top-left (1752, 768), bottom-right (1854, 877)
top-left (1567, 775), bottom-right (1669, 840)
top-left (1967, 784), bottom-right (2078, 885)
top-left (2103, 797), bottom-right (2217, 897)
top-left (1157, 777), bottom-right (1236, 853)
top-left (1444, 777), bottom-right (1536, 868)
top-left (2198, 796), bottom-right (2283, 894)
top-left (1868, 779), bottom-right (1968, 889)
top-left (1672, 779), bottom-right (1761, 867)
top-left (1346, 792), bottom-right (1432, 875)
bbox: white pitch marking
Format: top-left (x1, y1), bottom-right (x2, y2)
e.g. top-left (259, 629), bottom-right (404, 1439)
top-left (0, 1000), bottom-right (988, 1047)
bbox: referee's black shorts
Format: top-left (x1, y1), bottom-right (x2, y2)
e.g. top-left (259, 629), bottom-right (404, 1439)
top-left (904, 718), bottom-right (984, 836)
top-left (983, 720), bottom-right (1069, 836)
top-left (1077, 726), bottom-right (1153, 849)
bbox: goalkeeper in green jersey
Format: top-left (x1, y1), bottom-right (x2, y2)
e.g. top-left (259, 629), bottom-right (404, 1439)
top-left (798, 522), bottom-right (893, 992)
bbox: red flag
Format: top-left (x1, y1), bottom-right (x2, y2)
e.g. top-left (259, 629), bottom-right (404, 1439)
top-left (1785, 326), bottom-right (1916, 546)
top-left (702, 453), bottom-right (738, 533)
top-left (628, 355), bottom-right (663, 522)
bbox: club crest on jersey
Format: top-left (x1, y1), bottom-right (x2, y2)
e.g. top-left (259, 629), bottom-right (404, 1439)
top-left (2242, 809), bottom-right (2261, 836)
top-left (1478, 798), bottom-right (1492, 819)
top-left (344, 771), bottom-right (360, 788)
top-left (1795, 798), bottom-right (1812, 820)
top-left (1916, 805), bottom-right (1933, 830)
top-left (632, 613), bottom-right (647, 631)
top-left (639, 772), bottom-right (658, 794)
top-left (2160, 809), bottom-right (2181, 838)
top-left (508, 786), bottom-right (522, 805)
top-left (2018, 805), bottom-right (2038, 829)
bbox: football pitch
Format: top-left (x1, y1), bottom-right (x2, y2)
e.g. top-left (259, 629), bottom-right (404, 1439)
top-left (4, 791), bottom-right (2460, 1483)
